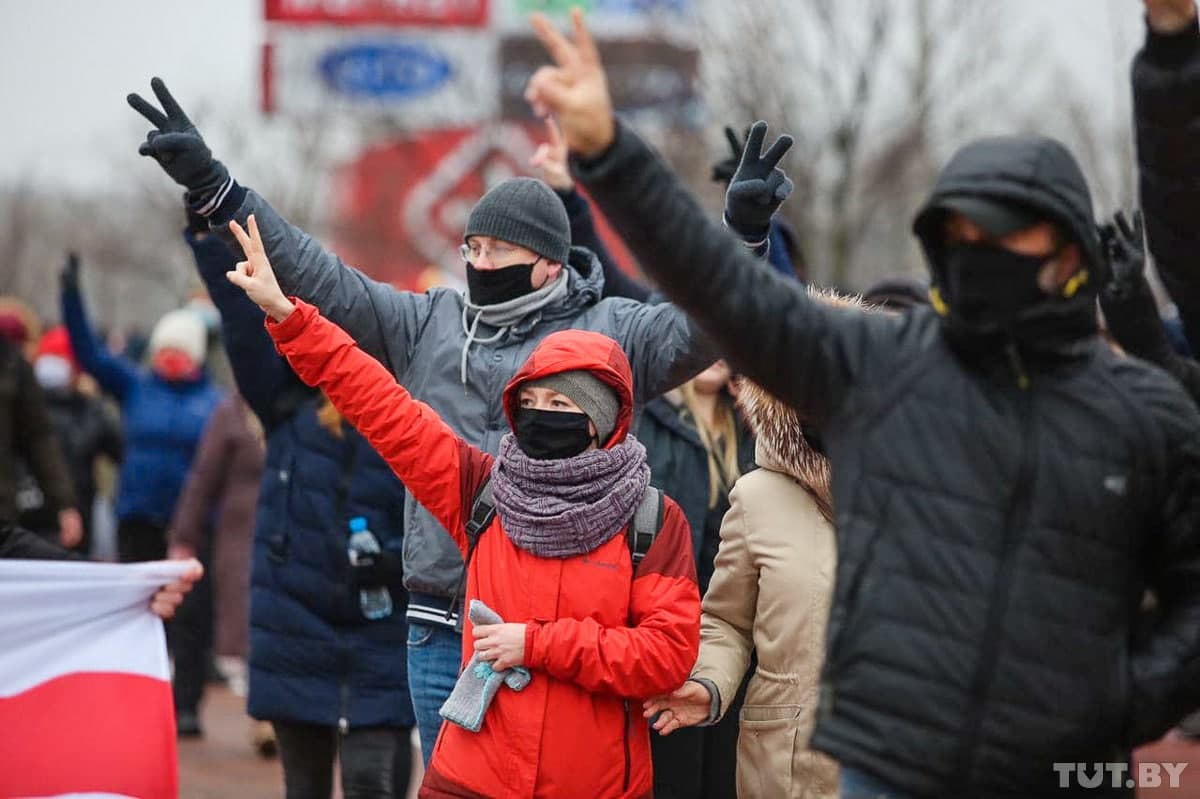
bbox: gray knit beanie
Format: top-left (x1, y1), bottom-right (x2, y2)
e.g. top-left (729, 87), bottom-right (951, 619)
top-left (525, 370), bottom-right (620, 445)
top-left (464, 177), bottom-right (571, 265)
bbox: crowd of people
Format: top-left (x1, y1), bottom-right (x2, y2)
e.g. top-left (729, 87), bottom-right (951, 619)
top-left (4, 1), bottom-right (1200, 797)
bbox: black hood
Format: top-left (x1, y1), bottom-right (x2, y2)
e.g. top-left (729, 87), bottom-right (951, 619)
top-left (913, 134), bottom-right (1103, 281)
top-left (911, 135), bottom-right (1102, 356)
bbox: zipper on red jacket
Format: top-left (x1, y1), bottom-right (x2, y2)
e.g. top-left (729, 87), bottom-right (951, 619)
top-left (622, 699), bottom-right (632, 792)
top-left (951, 390), bottom-right (1037, 790)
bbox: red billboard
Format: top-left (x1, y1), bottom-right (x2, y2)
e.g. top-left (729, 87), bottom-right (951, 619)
top-left (331, 124), bottom-right (637, 291)
top-left (263, 0), bottom-right (488, 27)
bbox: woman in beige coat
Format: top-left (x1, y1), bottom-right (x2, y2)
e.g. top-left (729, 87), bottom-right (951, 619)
top-left (644, 360), bottom-right (841, 798)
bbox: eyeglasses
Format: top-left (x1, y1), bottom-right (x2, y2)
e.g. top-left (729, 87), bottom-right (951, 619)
top-left (460, 241), bottom-right (525, 267)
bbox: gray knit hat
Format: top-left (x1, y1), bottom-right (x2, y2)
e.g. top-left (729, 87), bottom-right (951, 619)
top-left (464, 177), bottom-right (571, 265)
top-left (525, 370), bottom-right (620, 446)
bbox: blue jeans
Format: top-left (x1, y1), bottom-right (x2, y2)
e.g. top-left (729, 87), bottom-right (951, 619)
top-left (840, 767), bottom-right (914, 799)
top-left (406, 622), bottom-right (463, 766)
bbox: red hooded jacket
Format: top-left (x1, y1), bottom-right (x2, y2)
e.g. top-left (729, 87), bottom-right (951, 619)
top-left (269, 301), bottom-right (700, 798)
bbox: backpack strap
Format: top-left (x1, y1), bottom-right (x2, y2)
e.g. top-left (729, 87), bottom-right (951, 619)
top-left (464, 475), bottom-right (496, 568)
top-left (446, 474), bottom-right (497, 632)
top-left (628, 486), bottom-right (664, 570)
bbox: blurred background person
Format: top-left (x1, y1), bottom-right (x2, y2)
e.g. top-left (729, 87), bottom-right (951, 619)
top-left (59, 253), bottom-right (222, 563)
top-left (16, 325), bottom-right (122, 555)
top-left (167, 390), bottom-right (263, 741)
top-left (0, 325), bottom-right (81, 549)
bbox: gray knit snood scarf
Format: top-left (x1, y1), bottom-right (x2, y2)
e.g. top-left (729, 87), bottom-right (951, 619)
top-left (459, 273), bottom-right (570, 384)
top-left (490, 432), bottom-right (650, 558)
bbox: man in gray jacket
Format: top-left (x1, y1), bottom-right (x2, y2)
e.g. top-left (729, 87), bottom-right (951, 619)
top-left (127, 79), bottom-right (716, 763)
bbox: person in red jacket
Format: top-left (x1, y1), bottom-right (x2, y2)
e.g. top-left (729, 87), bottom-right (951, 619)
top-left (226, 214), bottom-right (700, 798)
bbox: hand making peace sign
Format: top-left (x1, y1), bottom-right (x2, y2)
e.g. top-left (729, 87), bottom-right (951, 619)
top-left (525, 9), bottom-right (617, 159)
top-left (226, 215), bottom-right (295, 322)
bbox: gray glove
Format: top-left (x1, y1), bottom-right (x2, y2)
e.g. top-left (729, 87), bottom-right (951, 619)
top-left (127, 78), bottom-right (230, 211)
top-left (439, 599), bottom-right (532, 733)
top-left (723, 120), bottom-right (795, 242)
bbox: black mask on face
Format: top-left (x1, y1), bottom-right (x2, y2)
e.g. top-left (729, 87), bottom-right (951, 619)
top-left (939, 242), bottom-right (1054, 328)
top-left (514, 408), bottom-right (595, 460)
top-left (465, 261), bottom-right (538, 306)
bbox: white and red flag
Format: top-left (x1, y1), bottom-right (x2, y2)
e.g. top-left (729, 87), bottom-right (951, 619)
top-left (0, 559), bottom-right (191, 799)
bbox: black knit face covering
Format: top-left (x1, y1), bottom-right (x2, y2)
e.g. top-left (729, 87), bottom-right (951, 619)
top-left (465, 261), bottom-right (538, 307)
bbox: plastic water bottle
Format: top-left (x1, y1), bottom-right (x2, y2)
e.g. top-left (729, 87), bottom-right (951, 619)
top-left (348, 517), bottom-right (393, 620)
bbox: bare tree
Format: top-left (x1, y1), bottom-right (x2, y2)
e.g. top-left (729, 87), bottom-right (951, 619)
top-left (697, 0), bottom-right (1049, 289)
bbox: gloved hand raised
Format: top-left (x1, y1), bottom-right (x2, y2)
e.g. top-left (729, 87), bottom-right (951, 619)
top-left (724, 121), bottom-right (794, 243)
top-left (1098, 210), bottom-right (1146, 300)
top-left (127, 78), bottom-right (230, 209)
top-left (60, 252), bottom-right (81, 292)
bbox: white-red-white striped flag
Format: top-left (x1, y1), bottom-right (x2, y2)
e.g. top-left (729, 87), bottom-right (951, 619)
top-left (0, 559), bottom-right (191, 799)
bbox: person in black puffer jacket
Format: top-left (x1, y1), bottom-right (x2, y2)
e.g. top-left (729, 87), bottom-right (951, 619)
top-left (524, 8), bottom-right (1200, 797)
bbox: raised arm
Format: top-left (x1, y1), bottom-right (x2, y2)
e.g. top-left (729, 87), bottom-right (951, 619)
top-left (184, 222), bottom-right (309, 428)
top-left (268, 302), bottom-right (491, 555)
top-left (127, 78), bottom-right (430, 378)
top-left (1099, 211), bottom-right (1200, 404)
top-left (58, 255), bottom-right (138, 401)
top-left (525, 498), bottom-right (700, 697)
top-left (1132, 6), bottom-right (1200, 352)
top-left (530, 114), bottom-right (652, 303)
top-left (224, 215), bottom-right (492, 553)
top-left (525, 12), bottom-right (901, 421)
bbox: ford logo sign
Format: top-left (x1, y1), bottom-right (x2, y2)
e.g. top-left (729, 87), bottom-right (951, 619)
top-left (319, 42), bottom-right (453, 99)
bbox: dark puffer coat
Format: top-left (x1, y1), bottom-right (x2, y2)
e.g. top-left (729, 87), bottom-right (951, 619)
top-left (572, 118), bottom-right (1200, 797)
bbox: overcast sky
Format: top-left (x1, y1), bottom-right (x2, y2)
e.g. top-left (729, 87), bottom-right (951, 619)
top-left (0, 0), bottom-right (1149, 192)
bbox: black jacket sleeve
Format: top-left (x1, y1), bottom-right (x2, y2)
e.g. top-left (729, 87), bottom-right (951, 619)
top-left (571, 122), bottom-right (902, 423)
top-left (1133, 18), bottom-right (1200, 353)
top-left (0, 524), bottom-right (76, 560)
top-left (1101, 275), bottom-right (1200, 405)
top-left (558, 187), bottom-right (653, 303)
top-left (1127, 375), bottom-right (1200, 745)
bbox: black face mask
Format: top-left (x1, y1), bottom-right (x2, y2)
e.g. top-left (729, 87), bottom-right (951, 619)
top-left (465, 262), bottom-right (537, 306)
top-left (939, 242), bottom-right (1052, 328)
top-left (514, 408), bottom-right (595, 460)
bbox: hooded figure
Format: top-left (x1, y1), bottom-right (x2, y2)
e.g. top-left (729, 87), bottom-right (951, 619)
top-left (566, 108), bottom-right (1200, 797)
top-left (264, 298), bottom-right (701, 799)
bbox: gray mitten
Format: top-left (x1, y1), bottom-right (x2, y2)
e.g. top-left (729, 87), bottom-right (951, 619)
top-left (439, 600), bottom-right (531, 732)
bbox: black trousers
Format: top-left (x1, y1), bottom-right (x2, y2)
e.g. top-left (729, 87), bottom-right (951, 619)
top-left (171, 539), bottom-right (213, 716)
top-left (273, 721), bottom-right (414, 799)
top-left (650, 668), bottom-right (751, 799)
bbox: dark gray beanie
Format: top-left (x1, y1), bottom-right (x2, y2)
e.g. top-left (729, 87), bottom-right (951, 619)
top-left (525, 370), bottom-right (620, 445)
top-left (464, 177), bottom-right (571, 265)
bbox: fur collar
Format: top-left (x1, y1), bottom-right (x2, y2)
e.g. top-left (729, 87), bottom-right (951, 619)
top-left (735, 286), bottom-right (872, 524)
